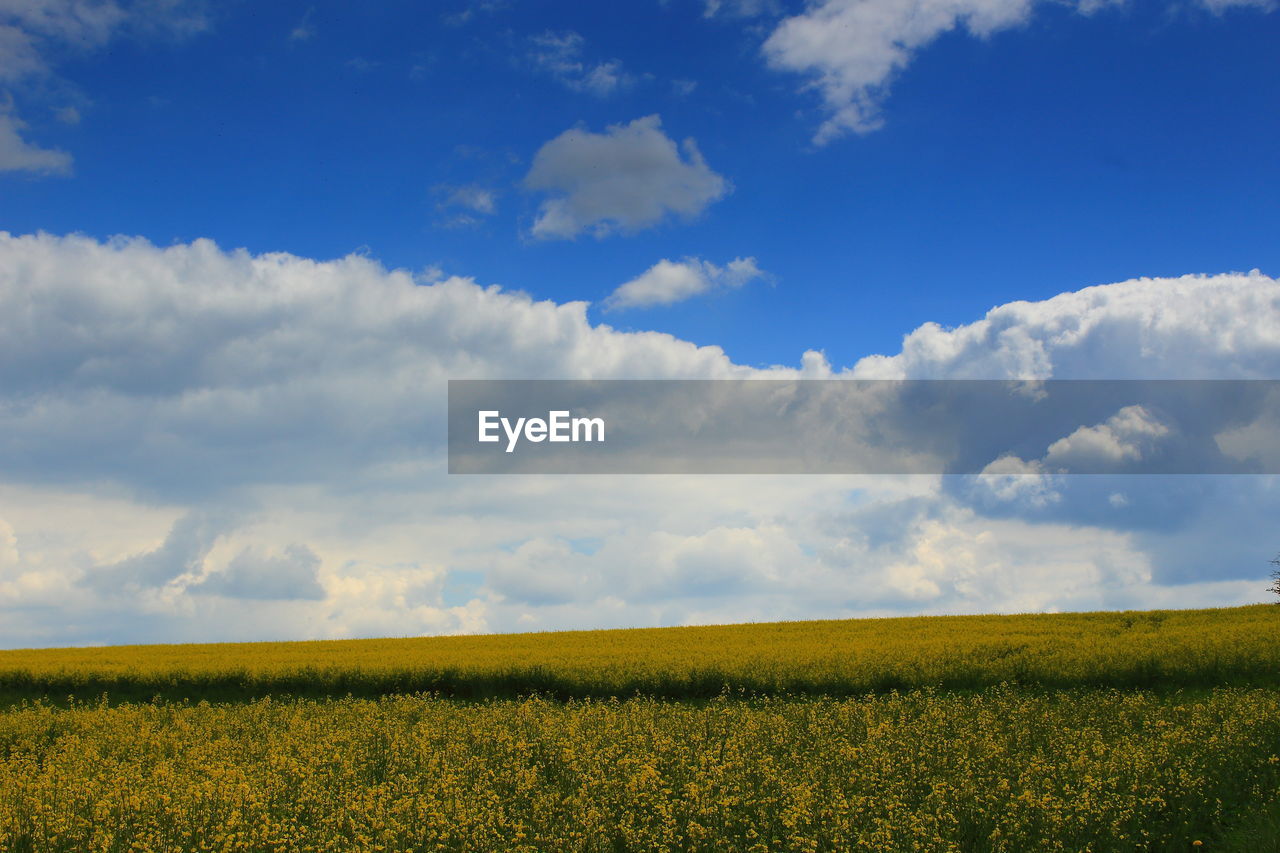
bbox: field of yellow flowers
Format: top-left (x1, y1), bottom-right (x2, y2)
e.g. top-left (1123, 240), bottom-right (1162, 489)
top-left (2, 688), bottom-right (1279, 851)
top-left (0, 605), bottom-right (1277, 703)
top-left (1, 606), bottom-right (1278, 851)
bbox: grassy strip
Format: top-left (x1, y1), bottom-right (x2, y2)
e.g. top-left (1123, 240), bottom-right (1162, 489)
top-left (1219, 795), bottom-right (1280, 852)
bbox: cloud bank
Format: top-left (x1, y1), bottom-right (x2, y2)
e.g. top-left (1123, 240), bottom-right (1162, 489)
top-left (0, 231), bottom-right (1276, 647)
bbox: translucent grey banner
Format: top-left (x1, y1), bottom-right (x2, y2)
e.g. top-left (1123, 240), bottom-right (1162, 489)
top-left (447, 380), bottom-right (1280, 474)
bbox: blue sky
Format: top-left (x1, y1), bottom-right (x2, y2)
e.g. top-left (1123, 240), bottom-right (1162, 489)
top-left (1, 0), bottom-right (1279, 646)
top-left (6, 0), bottom-right (1278, 367)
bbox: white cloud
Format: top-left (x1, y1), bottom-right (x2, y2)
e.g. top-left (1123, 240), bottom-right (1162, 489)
top-left (605, 256), bottom-right (765, 311)
top-left (762, 0), bottom-right (1276, 142)
top-left (0, 0), bottom-right (127, 82)
top-left (0, 0), bottom-right (209, 78)
top-left (0, 230), bottom-right (766, 501)
top-left (972, 454), bottom-right (1060, 507)
top-left (522, 115), bottom-right (730, 240)
top-left (763, 0), bottom-right (1034, 141)
top-left (527, 30), bottom-right (633, 97)
top-left (0, 109), bottom-right (70, 173)
top-left (0, 233), bottom-right (1279, 646)
top-left (0, 0), bottom-right (208, 172)
top-left (850, 271), bottom-right (1280, 379)
top-left (962, 404), bottom-right (1174, 514)
top-left (1044, 405), bottom-right (1170, 468)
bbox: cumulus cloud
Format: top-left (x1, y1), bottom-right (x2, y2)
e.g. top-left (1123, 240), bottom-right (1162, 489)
top-left (763, 0), bottom-right (1276, 142)
top-left (1044, 405), bottom-right (1171, 469)
top-left (850, 271), bottom-right (1280, 379)
top-left (527, 30), bottom-right (633, 97)
top-left (0, 230), bottom-right (769, 502)
top-left (1, 232), bottom-right (1279, 646)
top-left (605, 256), bottom-right (765, 311)
top-left (522, 115), bottom-right (730, 240)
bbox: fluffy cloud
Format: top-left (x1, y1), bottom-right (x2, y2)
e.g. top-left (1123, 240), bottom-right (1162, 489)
top-left (1044, 405), bottom-right (1170, 469)
top-left (850, 271), bottom-right (1280, 379)
top-left (0, 231), bottom-right (770, 501)
top-left (0, 232), bottom-right (1278, 647)
top-left (605, 256), bottom-right (765, 311)
top-left (522, 115), bottom-right (730, 240)
top-left (763, 0), bottom-right (1276, 142)
top-left (763, 0), bottom-right (1034, 141)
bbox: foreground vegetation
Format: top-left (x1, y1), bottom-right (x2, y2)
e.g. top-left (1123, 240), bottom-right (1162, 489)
top-left (3, 687), bottom-right (1279, 852)
top-left (2, 606), bottom-right (1278, 850)
top-left (1, 605), bottom-right (1277, 704)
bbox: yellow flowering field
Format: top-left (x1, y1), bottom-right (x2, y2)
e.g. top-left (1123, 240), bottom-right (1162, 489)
top-left (2, 606), bottom-right (1279, 850)
top-left (1, 605), bottom-right (1277, 703)
top-left (1, 687), bottom-right (1278, 852)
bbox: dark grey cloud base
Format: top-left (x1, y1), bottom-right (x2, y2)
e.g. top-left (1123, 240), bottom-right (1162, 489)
top-left (448, 380), bottom-right (1280, 474)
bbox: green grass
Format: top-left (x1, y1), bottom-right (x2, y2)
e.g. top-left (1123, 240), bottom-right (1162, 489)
top-left (1219, 795), bottom-right (1280, 852)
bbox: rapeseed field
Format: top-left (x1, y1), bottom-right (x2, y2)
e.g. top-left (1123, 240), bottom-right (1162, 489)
top-left (1, 606), bottom-right (1278, 851)
top-left (0, 605), bottom-right (1276, 703)
top-left (2, 688), bottom-right (1279, 851)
